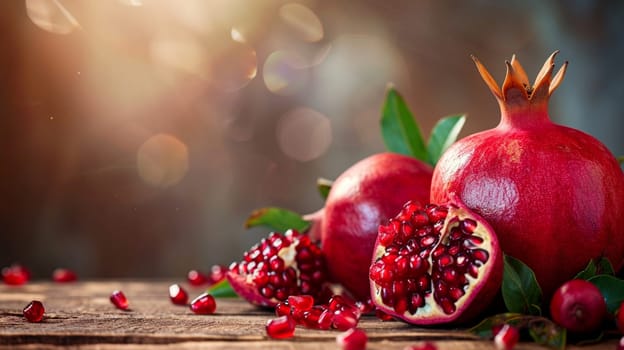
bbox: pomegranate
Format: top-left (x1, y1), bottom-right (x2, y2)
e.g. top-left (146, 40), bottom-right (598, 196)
top-left (309, 152), bottom-right (432, 301)
top-left (369, 197), bottom-right (502, 325)
top-left (431, 52), bottom-right (624, 298)
top-left (23, 300), bottom-right (45, 323)
top-left (549, 279), bottom-right (606, 333)
top-left (226, 229), bottom-right (329, 307)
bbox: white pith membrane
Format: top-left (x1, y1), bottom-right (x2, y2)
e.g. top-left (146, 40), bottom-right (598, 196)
top-left (370, 203), bottom-right (496, 322)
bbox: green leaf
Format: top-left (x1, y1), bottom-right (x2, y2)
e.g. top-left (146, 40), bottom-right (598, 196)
top-left (244, 207), bottom-right (310, 232)
top-left (527, 317), bottom-right (567, 350)
top-left (380, 86), bottom-right (429, 163)
top-left (317, 177), bottom-right (333, 200)
top-left (206, 279), bottom-right (237, 298)
top-left (588, 274), bottom-right (624, 314)
top-left (574, 257), bottom-right (615, 280)
top-left (502, 254), bottom-right (543, 315)
top-left (426, 114), bottom-right (466, 165)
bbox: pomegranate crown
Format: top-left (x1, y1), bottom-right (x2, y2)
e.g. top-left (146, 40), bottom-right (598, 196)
top-left (471, 51), bottom-right (568, 106)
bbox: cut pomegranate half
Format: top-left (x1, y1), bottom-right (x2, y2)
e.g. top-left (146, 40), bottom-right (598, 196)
top-left (369, 197), bottom-right (503, 325)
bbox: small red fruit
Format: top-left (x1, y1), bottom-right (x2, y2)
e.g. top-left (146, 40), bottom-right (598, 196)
top-left (336, 328), bottom-right (367, 350)
top-left (110, 290), bottom-right (129, 310)
top-left (52, 268), bottom-right (77, 282)
top-left (549, 279), bottom-right (606, 333)
top-left (494, 324), bottom-right (519, 350)
top-left (187, 270), bottom-right (209, 286)
top-left (23, 300), bottom-right (45, 322)
top-left (265, 315), bottom-right (296, 339)
top-left (190, 293), bottom-right (216, 314)
top-left (208, 264), bottom-right (227, 284)
top-left (618, 336), bottom-right (624, 350)
top-left (169, 284), bottom-right (189, 305)
top-left (287, 295), bottom-right (314, 311)
top-left (2, 264), bottom-right (30, 285)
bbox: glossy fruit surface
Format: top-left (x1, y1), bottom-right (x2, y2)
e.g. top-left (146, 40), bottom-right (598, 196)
top-left (431, 52), bottom-right (624, 298)
top-left (169, 284), bottom-right (189, 305)
top-left (336, 328), bottom-right (367, 350)
top-left (110, 290), bottom-right (129, 310)
top-left (2, 264), bottom-right (30, 285)
top-left (52, 268), bottom-right (77, 283)
top-left (549, 279), bottom-right (606, 333)
top-left (369, 198), bottom-right (502, 325)
top-left (190, 293), bottom-right (217, 314)
top-left (315, 152), bottom-right (432, 300)
top-left (265, 315), bottom-right (296, 339)
top-left (494, 324), bottom-right (519, 350)
top-left (23, 300), bottom-right (45, 322)
top-left (226, 229), bottom-right (328, 307)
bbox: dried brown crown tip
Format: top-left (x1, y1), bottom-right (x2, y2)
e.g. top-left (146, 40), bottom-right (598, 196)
top-left (471, 51), bottom-right (568, 104)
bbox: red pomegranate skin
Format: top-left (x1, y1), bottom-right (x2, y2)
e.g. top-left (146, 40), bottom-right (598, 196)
top-left (320, 152), bottom-right (432, 301)
top-left (431, 53), bottom-right (624, 298)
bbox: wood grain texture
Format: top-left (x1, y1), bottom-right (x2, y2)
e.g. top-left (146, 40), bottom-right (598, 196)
top-left (0, 281), bottom-right (618, 349)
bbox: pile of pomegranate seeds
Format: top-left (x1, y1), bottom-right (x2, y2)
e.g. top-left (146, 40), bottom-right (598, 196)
top-left (190, 293), bottom-right (216, 315)
top-left (266, 315), bottom-right (296, 339)
top-left (2, 264), bottom-right (30, 285)
top-left (271, 294), bottom-right (361, 334)
top-left (23, 300), bottom-right (45, 323)
top-left (52, 268), bottom-right (77, 283)
top-left (168, 284), bottom-right (189, 305)
top-left (110, 290), bottom-right (129, 310)
top-left (336, 328), bottom-right (367, 350)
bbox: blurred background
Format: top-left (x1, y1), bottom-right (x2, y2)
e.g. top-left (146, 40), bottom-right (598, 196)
top-left (1, 0), bottom-right (623, 278)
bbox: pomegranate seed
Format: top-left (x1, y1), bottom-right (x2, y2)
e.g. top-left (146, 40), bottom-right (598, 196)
top-left (336, 328), bottom-right (367, 350)
top-left (275, 301), bottom-right (292, 317)
top-left (618, 336), bottom-right (624, 350)
top-left (208, 264), bottom-right (227, 284)
top-left (317, 308), bottom-right (334, 330)
top-left (265, 315), bottom-right (296, 339)
top-left (187, 270), bottom-right (208, 286)
top-left (494, 324), bottom-right (519, 350)
top-left (190, 293), bottom-right (216, 314)
top-left (168, 284), bottom-right (189, 305)
top-left (404, 342), bottom-right (437, 350)
top-left (52, 268), bottom-right (77, 283)
top-left (23, 300), bottom-right (45, 322)
top-left (333, 308), bottom-right (359, 331)
top-left (375, 309), bottom-right (395, 321)
top-left (2, 264), bottom-right (30, 285)
top-left (287, 295), bottom-right (314, 311)
top-left (110, 290), bottom-right (129, 310)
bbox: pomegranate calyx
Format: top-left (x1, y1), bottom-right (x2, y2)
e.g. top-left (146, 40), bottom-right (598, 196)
top-left (472, 51), bottom-right (568, 110)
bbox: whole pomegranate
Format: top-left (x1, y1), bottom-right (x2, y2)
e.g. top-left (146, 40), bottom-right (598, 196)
top-left (369, 197), bottom-right (503, 325)
top-left (431, 52), bottom-right (624, 298)
top-left (549, 279), bottom-right (606, 333)
top-left (309, 152), bottom-right (433, 301)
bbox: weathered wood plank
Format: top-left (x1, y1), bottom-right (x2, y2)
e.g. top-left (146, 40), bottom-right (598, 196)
top-left (0, 281), bottom-right (618, 349)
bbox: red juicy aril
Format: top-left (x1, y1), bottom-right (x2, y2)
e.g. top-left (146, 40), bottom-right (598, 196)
top-left (307, 153), bottom-right (432, 301)
top-left (226, 229), bottom-right (328, 307)
top-left (431, 52), bottom-right (624, 297)
top-left (369, 198), bottom-right (502, 324)
top-left (2, 264), bottom-right (30, 285)
top-left (23, 300), bottom-right (45, 323)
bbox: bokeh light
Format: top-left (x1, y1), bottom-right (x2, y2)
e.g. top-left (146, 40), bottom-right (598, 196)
top-left (137, 134), bottom-right (189, 188)
top-left (263, 51), bottom-right (308, 96)
top-left (25, 0), bottom-right (80, 34)
top-left (276, 107), bottom-right (332, 162)
top-left (279, 3), bottom-right (324, 43)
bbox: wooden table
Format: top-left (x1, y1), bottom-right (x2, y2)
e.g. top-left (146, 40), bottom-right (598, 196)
top-left (0, 280), bottom-right (617, 349)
